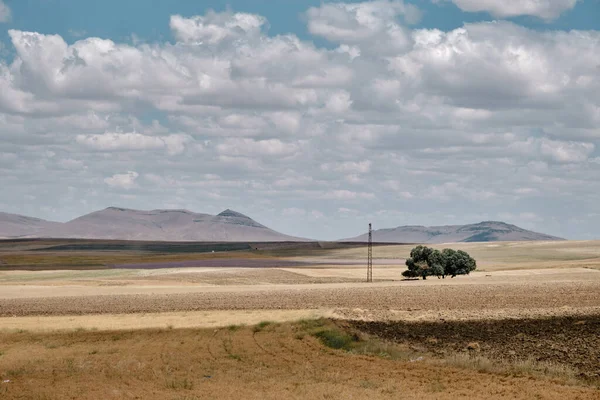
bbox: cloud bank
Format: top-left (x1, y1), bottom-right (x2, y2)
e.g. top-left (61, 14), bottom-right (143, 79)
top-left (0, 1), bottom-right (599, 239)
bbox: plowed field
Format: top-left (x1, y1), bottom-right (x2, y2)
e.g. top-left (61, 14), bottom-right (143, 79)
top-left (349, 315), bottom-right (600, 380)
top-left (1, 278), bottom-right (599, 317)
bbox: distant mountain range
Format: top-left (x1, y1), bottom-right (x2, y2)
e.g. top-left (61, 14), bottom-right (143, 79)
top-left (1, 209), bottom-right (564, 243)
top-left (342, 221), bottom-right (564, 243)
top-left (0, 207), bottom-right (306, 242)
top-left (0, 212), bottom-right (63, 239)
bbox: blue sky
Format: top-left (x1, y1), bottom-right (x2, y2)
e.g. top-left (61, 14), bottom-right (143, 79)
top-left (2, 0), bottom-right (598, 50)
top-left (0, 0), bottom-right (599, 240)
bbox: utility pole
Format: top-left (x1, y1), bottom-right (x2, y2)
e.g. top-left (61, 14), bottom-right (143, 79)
top-left (367, 223), bottom-right (373, 282)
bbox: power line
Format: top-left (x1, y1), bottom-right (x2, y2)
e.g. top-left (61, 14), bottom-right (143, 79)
top-left (367, 223), bottom-right (373, 283)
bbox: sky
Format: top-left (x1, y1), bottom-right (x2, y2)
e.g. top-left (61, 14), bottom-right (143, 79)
top-left (0, 0), bottom-right (599, 240)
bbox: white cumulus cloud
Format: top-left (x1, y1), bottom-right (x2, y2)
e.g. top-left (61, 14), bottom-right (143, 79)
top-left (306, 0), bottom-right (419, 55)
top-left (104, 171), bottom-right (139, 189)
top-left (0, 3), bottom-right (599, 240)
top-left (322, 160), bottom-right (372, 173)
top-left (76, 133), bottom-right (193, 155)
top-left (170, 11), bottom-right (266, 44)
top-left (448, 0), bottom-right (578, 21)
top-left (323, 190), bottom-right (375, 200)
top-left (216, 138), bottom-right (302, 157)
top-left (539, 139), bottom-right (595, 163)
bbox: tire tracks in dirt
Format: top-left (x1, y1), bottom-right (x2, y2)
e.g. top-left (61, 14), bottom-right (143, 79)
top-left (203, 328), bottom-right (220, 361)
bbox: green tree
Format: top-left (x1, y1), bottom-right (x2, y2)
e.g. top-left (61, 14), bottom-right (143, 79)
top-left (428, 249), bottom-right (445, 278)
top-left (443, 249), bottom-right (477, 277)
top-left (402, 258), bottom-right (421, 278)
top-left (402, 246), bottom-right (445, 280)
top-left (403, 246), bottom-right (477, 280)
top-left (441, 248), bottom-right (457, 278)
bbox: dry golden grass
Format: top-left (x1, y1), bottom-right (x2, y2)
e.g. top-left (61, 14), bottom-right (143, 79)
top-left (441, 353), bottom-right (580, 383)
top-left (0, 321), bottom-right (598, 400)
top-left (0, 310), bottom-right (334, 332)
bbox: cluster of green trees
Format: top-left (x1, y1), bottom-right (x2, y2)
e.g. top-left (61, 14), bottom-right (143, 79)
top-left (402, 245), bottom-right (477, 280)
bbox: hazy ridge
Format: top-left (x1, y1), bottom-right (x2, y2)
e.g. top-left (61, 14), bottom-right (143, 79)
top-left (1, 209), bottom-right (565, 243)
top-left (342, 221), bottom-right (564, 243)
top-left (0, 207), bottom-right (305, 242)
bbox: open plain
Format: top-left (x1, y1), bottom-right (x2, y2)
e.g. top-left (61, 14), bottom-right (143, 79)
top-left (1, 239), bottom-right (600, 399)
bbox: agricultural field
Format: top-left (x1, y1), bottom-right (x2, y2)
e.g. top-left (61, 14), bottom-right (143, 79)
top-left (1, 318), bottom-right (599, 399)
top-left (1, 239), bottom-right (600, 398)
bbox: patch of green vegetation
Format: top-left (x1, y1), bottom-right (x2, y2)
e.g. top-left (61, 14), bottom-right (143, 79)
top-left (227, 354), bottom-right (242, 361)
top-left (351, 339), bottom-right (415, 361)
top-left (297, 318), bottom-right (327, 330)
top-left (301, 319), bottom-right (418, 362)
top-left (252, 321), bottom-right (273, 333)
top-left (313, 329), bottom-right (356, 351)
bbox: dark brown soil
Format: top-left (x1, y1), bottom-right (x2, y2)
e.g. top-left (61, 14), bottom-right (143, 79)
top-left (349, 315), bottom-right (600, 380)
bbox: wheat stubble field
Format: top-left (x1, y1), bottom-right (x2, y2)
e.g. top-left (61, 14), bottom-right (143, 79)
top-left (1, 239), bottom-right (600, 399)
